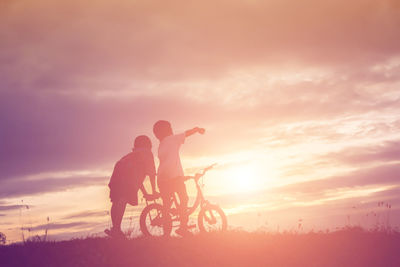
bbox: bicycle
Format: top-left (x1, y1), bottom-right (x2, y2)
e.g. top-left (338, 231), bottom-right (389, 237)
top-left (140, 164), bottom-right (227, 236)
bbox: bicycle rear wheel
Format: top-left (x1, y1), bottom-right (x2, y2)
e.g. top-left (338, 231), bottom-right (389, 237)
top-left (198, 204), bottom-right (227, 233)
top-left (140, 203), bottom-right (172, 237)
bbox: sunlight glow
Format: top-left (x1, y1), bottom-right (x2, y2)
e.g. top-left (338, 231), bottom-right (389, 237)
top-left (224, 163), bottom-right (263, 193)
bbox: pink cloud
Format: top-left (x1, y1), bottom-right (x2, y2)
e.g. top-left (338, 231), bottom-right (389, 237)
top-left (1, 0), bottom-right (400, 90)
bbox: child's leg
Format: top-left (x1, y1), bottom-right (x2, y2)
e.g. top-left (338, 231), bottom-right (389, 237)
top-left (111, 199), bottom-right (127, 232)
top-left (158, 180), bottom-right (175, 233)
top-left (175, 180), bottom-right (189, 229)
top-left (158, 180), bottom-right (173, 213)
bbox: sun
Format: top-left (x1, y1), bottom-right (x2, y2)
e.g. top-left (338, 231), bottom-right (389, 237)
top-left (225, 163), bottom-right (261, 193)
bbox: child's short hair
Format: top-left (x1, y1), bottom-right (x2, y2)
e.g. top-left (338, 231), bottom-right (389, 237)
top-left (134, 135), bottom-right (152, 149)
top-left (153, 120), bottom-right (173, 141)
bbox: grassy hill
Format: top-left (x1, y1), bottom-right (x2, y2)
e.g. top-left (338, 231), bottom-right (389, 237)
top-left (1, 228), bottom-right (400, 267)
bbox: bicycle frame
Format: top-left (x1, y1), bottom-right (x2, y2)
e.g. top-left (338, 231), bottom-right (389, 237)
top-left (144, 164), bottom-right (216, 227)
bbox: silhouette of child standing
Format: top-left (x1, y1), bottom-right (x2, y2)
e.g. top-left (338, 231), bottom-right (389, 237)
top-left (107, 135), bottom-right (156, 237)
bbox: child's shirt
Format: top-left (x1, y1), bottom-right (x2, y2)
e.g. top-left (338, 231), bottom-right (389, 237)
top-left (157, 133), bottom-right (186, 181)
top-left (108, 147), bottom-right (156, 205)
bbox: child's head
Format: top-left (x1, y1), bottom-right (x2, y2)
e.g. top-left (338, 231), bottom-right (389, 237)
top-left (153, 120), bottom-right (173, 141)
top-left (133, 135), bottom-right (152, 150)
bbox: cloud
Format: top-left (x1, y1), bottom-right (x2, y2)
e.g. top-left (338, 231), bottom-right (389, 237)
top-left (1, 0), bottom-right (400, 91)
top-left (0, 204), bottom-right (26, 211)
top-left (278, 163), bottom-right (400, 196)
top-left (1, 0), bottom-right (400, 204)
top-left (323, 140), bottom-right (400, 166)
top-left (62, 210), bottom-right (108, 220)
top-left (0, 89), bottom-right (235, 180)
top-left (368, 186), bottom-right (400, 204)
top-left (0, 176), bottom-right (108, 199)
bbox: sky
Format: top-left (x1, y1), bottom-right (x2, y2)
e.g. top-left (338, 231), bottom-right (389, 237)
top-left (1, 0), bottom-right (400, 243)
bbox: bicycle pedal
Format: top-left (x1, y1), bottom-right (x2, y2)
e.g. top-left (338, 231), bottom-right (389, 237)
top-left (187, 224), bottom-right (196, 229)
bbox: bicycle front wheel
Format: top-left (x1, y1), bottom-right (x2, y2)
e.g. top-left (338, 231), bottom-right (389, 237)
top-left (198, 204), bottom-right (227, 233)
top-left (140, 203), bottom-right (172, 237)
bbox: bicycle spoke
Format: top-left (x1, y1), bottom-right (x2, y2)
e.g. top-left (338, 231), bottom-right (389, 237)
top-left (198, 205), bottom-right (227, 233)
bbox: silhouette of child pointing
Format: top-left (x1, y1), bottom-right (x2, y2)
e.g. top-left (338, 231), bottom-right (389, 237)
top-left (153, 120), bottom-right (205, 236)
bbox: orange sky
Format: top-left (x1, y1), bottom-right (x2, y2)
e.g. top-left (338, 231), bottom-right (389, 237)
top-left (1, 0), bottom-right (400, 243)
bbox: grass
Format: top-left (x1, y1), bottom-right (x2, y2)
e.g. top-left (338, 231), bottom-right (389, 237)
top-left (1, 228), bottom-right (400, 267)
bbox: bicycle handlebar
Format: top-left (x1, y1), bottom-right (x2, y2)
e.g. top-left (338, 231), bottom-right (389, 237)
top-left (187, 163), bottom-right (217, 181)
top-left (201, 163), bottom-right (217, 175)
top-left (182, 163), bottom-right (217, 182)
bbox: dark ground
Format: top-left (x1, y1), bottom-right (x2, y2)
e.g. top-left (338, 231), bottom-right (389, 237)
top-left (1, 229), bottom-right (400, 267)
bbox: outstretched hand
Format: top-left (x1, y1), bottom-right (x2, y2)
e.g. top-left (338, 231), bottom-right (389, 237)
top-left (186, 127), bottom-right (205, 137)
top-left (198, 127), bottom-right (205, 134)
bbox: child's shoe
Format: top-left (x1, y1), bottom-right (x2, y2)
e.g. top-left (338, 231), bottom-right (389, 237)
top-left (105, 228), bottom-right (126, 239)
